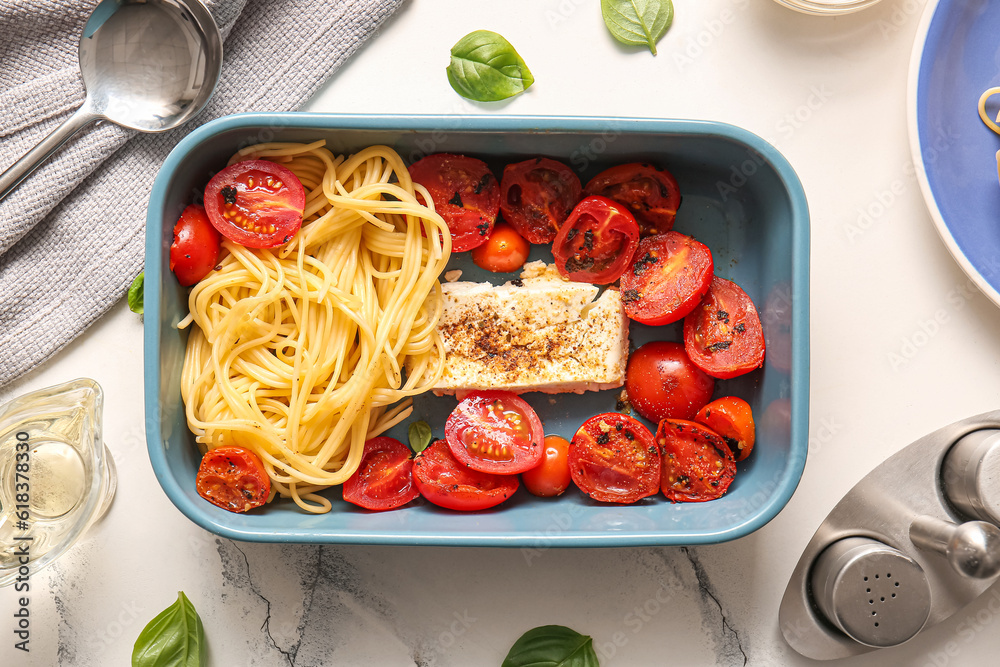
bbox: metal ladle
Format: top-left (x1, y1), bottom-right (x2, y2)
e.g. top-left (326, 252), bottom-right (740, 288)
top-left (0, 0), bottom-right (223, 203)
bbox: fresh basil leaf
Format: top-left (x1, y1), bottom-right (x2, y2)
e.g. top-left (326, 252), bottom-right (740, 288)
top-left (132, 592), bottom-right (206, 667)
top-left (447, 30), bottom-right (534, 102)
top-left (408, 420), bottom-right (433, 454)
top-left (601, 0), bottom-right (674, 55)
top-left (128, 272), bottom-right (144, 315)
top-left (502, 625), bottom-right (600, 667)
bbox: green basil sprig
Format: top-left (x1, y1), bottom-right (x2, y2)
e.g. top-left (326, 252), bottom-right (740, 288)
top-left (447, 30), bottom-right (534, 102)
top-left (502, 625), bottom-right (600, 667)
top-left (132, 592), bottom-right (206, 667)
top-left (408, 420), bottom-right (433, 454)
top-left (127, 272), bottom-right (144, 315)
top-left (601, 0), bottom-right (674, 55)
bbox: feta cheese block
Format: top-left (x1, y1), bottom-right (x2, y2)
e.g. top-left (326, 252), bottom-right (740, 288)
top-left (430, 261), bottom-right (630, 394)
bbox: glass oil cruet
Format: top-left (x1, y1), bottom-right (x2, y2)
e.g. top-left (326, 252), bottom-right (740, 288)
top-left (0, 378), bottom-right (116, 587)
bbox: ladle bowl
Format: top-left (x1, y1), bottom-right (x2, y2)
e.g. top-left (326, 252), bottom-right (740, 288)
top-left (0, 0), bottom-right (223, 203)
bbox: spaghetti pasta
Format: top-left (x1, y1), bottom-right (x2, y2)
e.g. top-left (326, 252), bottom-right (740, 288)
top-left (179, 141), bottom-right (451, 513)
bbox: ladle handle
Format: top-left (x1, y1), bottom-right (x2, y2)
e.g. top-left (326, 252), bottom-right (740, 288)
top-left (0, 104), bottom-right (100, 204)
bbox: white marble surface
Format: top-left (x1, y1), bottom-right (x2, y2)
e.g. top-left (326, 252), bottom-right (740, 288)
top-left (6, 0), bottom-right (1000, 664)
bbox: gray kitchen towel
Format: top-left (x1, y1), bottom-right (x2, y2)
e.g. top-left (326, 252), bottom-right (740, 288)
top-left (0, 0), bottom-right (405, 388)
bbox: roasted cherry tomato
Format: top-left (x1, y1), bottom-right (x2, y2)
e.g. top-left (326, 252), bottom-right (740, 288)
top-left (342, 437), bottom-right (420, 510)
top-left (204, 160), bottom-right (306, 248)
top-left (471, 223), bottom-right (531, 273)
top-left (684, 276), bottom-right (766, 379)
top-left (412, 439), bottom-right (519, 511)
top-left (409, 153), bottom-right (500, 252)
top-left (552, 195), bottom-right (640, 284)
top-left (620, 232), bottom-right (714, 326)
top-left (569, 413), bottom-right (660, 504)
top-left (195, 446), bottom-right (270, 513)
top-left (521, 435), bottom-right (572, 497)
top-left (169, 204), bottom-right (221, 286)
top-left (625, 341), bottom-right (715, 423)
top-left (694, 397), bottom-right (755, 462)
top-left (584, 163), bottom-right (681, 236)
top-left (500, 157), bottom-right (582, 244)
top-left (657, 419), bottom-right (736, 503)
top-left (445, 390), bottom-right (545, 474)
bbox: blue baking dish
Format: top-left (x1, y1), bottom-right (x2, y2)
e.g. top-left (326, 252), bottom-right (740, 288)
top-left (144, 113), bottom-right (809, 546)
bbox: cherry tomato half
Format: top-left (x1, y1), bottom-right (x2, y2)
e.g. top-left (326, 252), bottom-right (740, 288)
top-left (521, 435), bottom-right (572, 497)
top-left (195, 446), bottom-right (270, 513)
top-left (683, 276), bottom-right (766, 379)
top-left (620, 232), bottom-right (714, 326)
top-left (471, 223), bottom-right (531, 273)
top-left (342, 437), bottom-right (420, 510)
top-left (569, 413), bottom-right (660, 504)
top-left (169, 204), bottom-right (221, 286)
top-left (584, 163), bottom-right (681, 236)
top-left (204, 160), bottom-right (306, 249)
top-left (409, 154), bottom-right (500, 252)
top-left (625, 341), bottom-right (715, 423)
top-left (445, 391), bottom-right (545, 474)
top-left (657, 419), bottom-right (736, 503)
top-left (552, 195), bottom-right (640, 284)
top-left (500, 157), bottom-right (582, 244)
top-left (694, 397), bottom-right (756, 462)
top-left (412, 440), bottom-right (519, 511)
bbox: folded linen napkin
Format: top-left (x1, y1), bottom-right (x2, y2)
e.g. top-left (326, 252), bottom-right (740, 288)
top-left (0, 0), bottom-right (404, 388)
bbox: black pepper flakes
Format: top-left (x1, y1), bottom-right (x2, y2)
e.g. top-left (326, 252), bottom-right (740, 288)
top-left (622, 288), bottom-right (641, 304)
top-left (734, 323), bottom-right (746, 333)
top-left (716, 310), bottom-right (729, 323)
top-left (449, 191), bottom-right (464, 207)
top-left (221, 185), bottom-right (237, 205)
top-left (583, 229), bottom-right (595, 251)
top-left (473, 173), bottom-right (493, 195)
top-left (567, 228), bottom-right (578, 241)
top-left (706, 341), bottom-right (732, 352)
top-left (511, 278), bottom-right (524, 287)
top-left (596, 432), bottom-right (611, 445)
top-left (476, 221), bottom-right (490, 236)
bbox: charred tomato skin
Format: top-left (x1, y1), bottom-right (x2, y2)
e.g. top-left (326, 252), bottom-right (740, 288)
top-left (409, 153), bottom-right (500, 252)
top-left (569, 413), bottom-right (660, 504)
top-left (552, 195), bottom-right (640, 284)
top-left (584, 162), bottom-right (681, 236)
top-left (657, 419), bottom-right (736, 503)
top-left (500, 157), bottom-right (582, 244)
top-left (683, 276), bottom-right (766, 379)
top-left (195, 446), bottom-right (270, 513)
top-left (620, 232), bottom-right (714, 326)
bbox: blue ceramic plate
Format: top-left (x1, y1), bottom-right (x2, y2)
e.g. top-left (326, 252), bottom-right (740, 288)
top-left (144, 113), bottom-right (809, 546)
top-left (910, 0), bottom-right (1000, 304)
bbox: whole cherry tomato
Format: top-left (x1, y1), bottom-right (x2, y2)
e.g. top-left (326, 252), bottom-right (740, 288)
top-left (169, 204), bottom-right (221, 286)
top-left (471, 223), bottom-right (531, 273)
top-left (625, 341), bottom-right (715, 423)
top-left (521, 435), bottom-right (572, 497)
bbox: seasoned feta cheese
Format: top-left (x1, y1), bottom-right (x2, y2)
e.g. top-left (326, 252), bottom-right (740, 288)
top-left (430, 261), bottom-right (629, 394)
